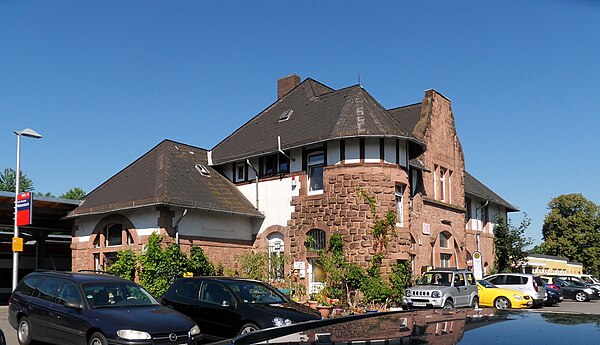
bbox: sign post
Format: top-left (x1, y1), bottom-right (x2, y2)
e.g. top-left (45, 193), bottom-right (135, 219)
top-left (473, 251), bottom-right (483, 280)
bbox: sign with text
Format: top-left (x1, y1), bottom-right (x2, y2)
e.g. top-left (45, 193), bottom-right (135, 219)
top-left (472, 251), bottom-right (483, 280)
top-left (17, 192), bottom-right (33, 226)
top-left (422, 223), bottom-right (431, 235)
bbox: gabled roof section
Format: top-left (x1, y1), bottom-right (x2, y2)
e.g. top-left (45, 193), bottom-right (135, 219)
top-left (211, 78), bottom-right (422, 165)
top-left (464, 171), bottom-right (518, 212)
top-left (68, 140), bottom-right (263, 218)
top-left (388, 103), bottom-right (422, 134)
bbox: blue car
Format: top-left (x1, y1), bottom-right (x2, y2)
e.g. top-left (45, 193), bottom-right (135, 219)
top-left (544, 282), bottom-right (563, 306)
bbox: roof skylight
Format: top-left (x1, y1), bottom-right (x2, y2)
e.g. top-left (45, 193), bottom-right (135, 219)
top-left (195, 164), bottom-right (210, 177)
top-left (279, 109), bottom-right (293, 122)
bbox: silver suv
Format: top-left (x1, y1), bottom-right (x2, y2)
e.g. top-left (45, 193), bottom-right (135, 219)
top-left (402, 269), bottom-right (479, 309)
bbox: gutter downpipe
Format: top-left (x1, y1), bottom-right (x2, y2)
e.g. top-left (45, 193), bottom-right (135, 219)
top-left (474, 200), bottom-right (489, 251)
top-left (175, 208), bottom-right (188, 245)
top-left (246, 159), bottom-right (259, 210)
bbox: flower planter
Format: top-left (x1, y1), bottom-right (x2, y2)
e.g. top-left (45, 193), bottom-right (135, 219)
top-left (317, 305), bottom-right (333, 318)
top-left (308, 300), bottom-right (318, 309)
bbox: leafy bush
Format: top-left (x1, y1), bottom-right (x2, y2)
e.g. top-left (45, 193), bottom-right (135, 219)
top-left (187, 246), bottom-right (215, 276)
top-left (105, 249), bottom-right (136, 280)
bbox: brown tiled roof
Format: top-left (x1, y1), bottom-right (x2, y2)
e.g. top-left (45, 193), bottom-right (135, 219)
top-left (211, 78), bottom-right (423, 165)
top-left (67, 140), bottom-right (263, 218)
top-left (388, 103), bottom-right (422, 133)
top-left (464, 171), bottom-right (518, 212)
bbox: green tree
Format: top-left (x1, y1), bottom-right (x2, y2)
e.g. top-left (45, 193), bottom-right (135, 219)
top-left (0, 167), bottom-right (34, 192)
top-left (60, 187), bottom-right (86, 200)
top-left (105, 249), bottom-right (137, 280)
top-left (493, 214), bottom-right (532, 272)
top-left (187, 246), bottom-right (215, 276)
top-left (537, 194), bottom-right (600, 276)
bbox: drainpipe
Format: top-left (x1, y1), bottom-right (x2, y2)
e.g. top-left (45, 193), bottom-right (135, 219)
top-left (175, 209), bottom-right (188, 245)
top-left (277, 136), bottom-right (295, 162)
top-left (246, 159), bottom-right (259, 209)
top-left (474, 200), bottom-right (489, 251)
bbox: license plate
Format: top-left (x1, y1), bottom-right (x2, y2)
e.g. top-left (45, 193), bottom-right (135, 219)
top-left (413, 302), bottom-right (426, 307)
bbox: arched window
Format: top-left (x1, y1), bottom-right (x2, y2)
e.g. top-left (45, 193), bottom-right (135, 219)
top-left (306, 229), bottom-right (326, 251)
top-left (267, 233), bottom-right (285, 281)
top-left (439, 232), bottom-right (450, 249)
top-left (105, 224), bottom-right (123, 247)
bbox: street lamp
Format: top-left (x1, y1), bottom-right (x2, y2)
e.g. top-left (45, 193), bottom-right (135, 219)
top-left (12, 128), bottom-right (42, 291)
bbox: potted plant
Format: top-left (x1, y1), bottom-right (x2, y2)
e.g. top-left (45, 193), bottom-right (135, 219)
top-left (315, 292), bottom-right (333, 318)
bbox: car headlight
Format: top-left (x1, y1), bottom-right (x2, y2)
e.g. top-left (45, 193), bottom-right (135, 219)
top-left (513, 295), bottom-right (523, 300)
top-left (405, 290), bottom-right (412, 297)
top-left (189, 325), bottom-right (201, 336)
top-left (584, 288), bottom-right (593, 294)
top-left (273, 317), bottom-right (293, 327)
top-left (431, 291), bottom-right (441, 298)
top-left (117, 330), bottom-right (151, 340)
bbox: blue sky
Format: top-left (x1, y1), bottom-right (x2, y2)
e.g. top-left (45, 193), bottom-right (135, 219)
top-left (1, 1), bottom-right (599, 245)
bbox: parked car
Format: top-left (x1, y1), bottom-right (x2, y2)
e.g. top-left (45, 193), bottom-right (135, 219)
top-left (402, 268), bottom-right (479, 310)
top-left (546, 277), bottom-right (597, 302)
top-left (476, 279), bottom-right (532, 309)
top-left (8, 270), bottom-right (201, 345)
top-left (543, 281), bottom-right (563, 306)
top-left (484, 273), bottom-right (546, 307)
top-left (551, 274), bottom-right (600, 295)
top-left (209, 308), bottom-right (600, 345)
top-left (161, 277), bottom-right (321, 342)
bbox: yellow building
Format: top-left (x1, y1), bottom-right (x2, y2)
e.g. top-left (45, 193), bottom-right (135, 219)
top-left (523, 254), bottom-right (583, 275)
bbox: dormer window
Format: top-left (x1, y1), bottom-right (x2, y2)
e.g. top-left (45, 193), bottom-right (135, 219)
top-left (235, 162), bottom-right (246, 183)
top-left (279, 109), bottom-right (293, 122)
top-left (195, 164), bottom-right (210, 177)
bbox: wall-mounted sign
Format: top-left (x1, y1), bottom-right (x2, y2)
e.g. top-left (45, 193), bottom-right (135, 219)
top-left (16, 192), bottom-right (33, 226)
top-left (422, 223), bottom-right (431, 235)
top-left (293, 261), bottom-right (305, 270)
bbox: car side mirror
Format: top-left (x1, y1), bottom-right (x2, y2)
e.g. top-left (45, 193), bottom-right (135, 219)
top-left (64, 299), bottom-right (83, 310)
top-left (221, 301), bottom-right (232, 308)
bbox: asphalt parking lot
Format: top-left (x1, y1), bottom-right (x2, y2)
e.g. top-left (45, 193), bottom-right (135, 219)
top-left (1, 301), bottom-right (600, 345)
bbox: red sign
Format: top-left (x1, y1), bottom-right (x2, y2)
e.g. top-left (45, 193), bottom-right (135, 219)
top-left (17, 192), bottom-right (32, 226)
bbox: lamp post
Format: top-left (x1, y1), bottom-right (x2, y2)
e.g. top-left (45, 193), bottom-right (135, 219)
top-left (12, 128), bottom-right (42, 291)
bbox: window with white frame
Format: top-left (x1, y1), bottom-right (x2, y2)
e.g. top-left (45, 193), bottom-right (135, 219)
top-left (268, 233), bottom-right (285, 281)
top-left (307, 152), bottom-right (324, 194)
top-left (235, 162), bottom-right (245, 183)
top-left (440, 167), bottom-right (447, 202)
top-left (440, 253), bottom-right (452, 268)
top-left (105, 224), bottom-right (122, 247)
top-left (395, 185), bottom-right (404, 226)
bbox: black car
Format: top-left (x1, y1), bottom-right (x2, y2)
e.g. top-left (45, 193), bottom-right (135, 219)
top-left (161, 277), bottom-right (321, 341)
top-left (543, 282), bottom-right (563, 306)
top-left (8, 270), bottom-right (201, 345)
top-left (553, 277), bottom-right (598, 302)
top-left (209, 308), bottom-right (600, 345)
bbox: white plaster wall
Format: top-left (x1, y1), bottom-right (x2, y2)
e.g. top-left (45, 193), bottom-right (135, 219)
top-left (345, 138), bottom-right (360, 163)
top-left (327, 141), bottom-right (340, 165)
top-left (177, 210), bottom-right (255, 240)
top-left (74, 208), bottom-right (160, 238)
top-left (364, 138), bottom-right (380, 163)
top-left (290, 148), bottom-right (303, 172)
top-left (384, 138), bottom-right (396, 164)
top-left (238, 177), bottom-right (298, 235)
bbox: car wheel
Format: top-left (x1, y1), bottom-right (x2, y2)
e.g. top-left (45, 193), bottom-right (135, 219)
top-left (442, 299), bottom-right (453, 310)
top-left (17, 317), bottom-right (33, 345)
top-left (239, 323), bottom-right (260, 335)
top-left (493, 296), bottom-right (511, 309)
top-left (88, 332), bottom-right (108, 345)
top-left (471, 297), bottom-right (479, 309)
top-left (575, 292), bottom-right (588, 302)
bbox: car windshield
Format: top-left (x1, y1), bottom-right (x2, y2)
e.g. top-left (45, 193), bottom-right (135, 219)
top-left (417, 272), bottom-right (452, 286)
top-left (224, 281), bottom-right (286, 304)
top-left (83, 282), bottom-right (159, 308)
top-left (478, 279), bottom-right (496, 288)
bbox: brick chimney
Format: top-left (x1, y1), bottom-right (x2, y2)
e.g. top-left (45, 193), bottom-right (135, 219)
top-left (277, 74), bottom-right (300, 99)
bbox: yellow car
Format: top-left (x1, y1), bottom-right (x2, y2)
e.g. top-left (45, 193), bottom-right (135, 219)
top-left (477, 279), bottom-right (533, 309)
